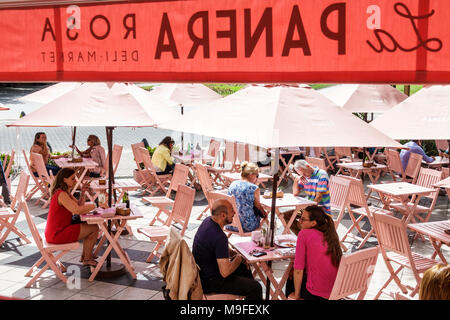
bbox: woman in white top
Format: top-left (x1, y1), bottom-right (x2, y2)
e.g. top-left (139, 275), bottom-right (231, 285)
top-left (70, 135), bottom-right (106, 177)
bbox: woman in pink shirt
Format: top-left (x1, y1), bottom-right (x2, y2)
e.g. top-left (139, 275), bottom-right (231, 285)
top-left (287, 205), bottom-right (342, 300)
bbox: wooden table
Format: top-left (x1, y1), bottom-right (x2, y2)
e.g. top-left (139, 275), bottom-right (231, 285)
top-left (229, 235), bottom-right (296, 300)
top-left (434, 177), bottom-right (450, 200)
top-left (424, 157), bottom-right (449, 169)
top-left (54, 157), bottom-right (98, 195)
top-left (173, 150), bottom-right (216, 165)
top-left (81, 205), bottom-right (143, 282)
top-left (337, 161), bottom-right (387, 184)
top-left (368, 182), bottom-right (434, 224)
top-left (271, 148), bottom-right (303, 187)
top-left (260, 193), bottom-right (316, 234)
top-left (407, 220), bottom-right (450, 264)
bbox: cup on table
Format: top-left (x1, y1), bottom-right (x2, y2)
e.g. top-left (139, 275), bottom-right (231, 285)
top-left (251, 230), bottom-right (261, 245)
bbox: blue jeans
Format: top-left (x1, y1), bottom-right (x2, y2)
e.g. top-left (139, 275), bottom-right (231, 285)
top-left (46, 164), bottom-right (60, 176)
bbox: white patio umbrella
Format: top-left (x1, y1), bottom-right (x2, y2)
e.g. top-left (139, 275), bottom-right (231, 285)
top-left (148, 83), bottom-right (223, 150)
top-left (371, 85), bottom-right (450, 139)
top-left (0, 102), bottom-right (9, 111)
top-left (318, 84), bottom-right (408, 114)
top-left (19, 82), bottom-right (82, 104)
top-left (8, 82), bottom-right (176, 274)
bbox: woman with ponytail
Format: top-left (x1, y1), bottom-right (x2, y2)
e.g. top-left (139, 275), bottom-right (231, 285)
top-left (286, 205), bottom-right (342, 300)
top-left (227, 161), bottom-right (268, 233)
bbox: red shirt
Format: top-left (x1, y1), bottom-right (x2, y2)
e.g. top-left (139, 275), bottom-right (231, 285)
top-left (45, 190), bottom-right (80, 244)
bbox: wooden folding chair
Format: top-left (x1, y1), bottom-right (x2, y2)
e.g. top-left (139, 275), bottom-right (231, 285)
top-left (236, 143), bottom-right (250, 165)
top-left (105, 144), bottom-right (123, 177)
top-left (204, 139), bottom-right (221, 166)
top-left (435, 139), bottom-right (449, 152)
top-left (338, 176), bottom-right (393, 250)
top-left (329, 175), bottom-right (351, 251)
top-left (0, 172), bottom-right (32, 246)
top-left (22, 149), bottom-right (46, 202)
top-left (335, 147), bottom-right (357, 164)
top-left (22, 192), bottom-right (79, 288)
top-left (305, 156), bottom-right (327, 171)
top-left (142, 163), bottom-right (190, 226)
top-left (138, 146), bottom-right (172, 196)
top-left (328, 246), bottom-right (379, 300)
top-left (372, 213), bottom-right (438, 299)
top-left (404, 153), bottom-right (423, 184)
top-left (30, 152), bottom-right (55, 208)
top-left (137, 185), bottom-right (195, 263)
top-left (194, 163), bottom-right (227, 220)
top-left (390, 168), bottom-right (442, 225)
top-left (386, 148), bottom-right (405, 182)
top-left (207, 141), bottom-right (237, 186)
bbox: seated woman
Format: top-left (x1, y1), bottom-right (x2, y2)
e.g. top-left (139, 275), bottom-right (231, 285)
top-left (30, 132), bottom-right (64, 176)
top-left (286, 205), bottom-right (342, 300)
top-left (70, 135), bottom-right (106, 177)
top-left (45, 168), bottom-right (99, 267)
top-left (152, 136), bottom-right (175, 175)
top-left (227, 162), bottom-right (268, 233)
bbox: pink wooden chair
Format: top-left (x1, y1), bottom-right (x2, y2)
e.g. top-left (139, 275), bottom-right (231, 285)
top-left (137, 185), bottom-right (195, 263)
top-left (30, 152), bottom-right (55, 208)
top-left (0, 172), bottom-right (32, 246)
top-left (236, 143), bottom-right (250, 165)
top-left (142, 163), bottom-right (190, 226)
top-left (335, 147), bottom-right (356, 164)
top-left (22, 191), bottom-right (79, 288)
top-left (305, 156), bottom-right (327, 171)
top-left (328, 175), bottom-right (351, 251)
top-left (404, 152), bottom-right (423, 184)
top-left (328, 246), bottom-right (379, 300)
top-left (442, 167), bottom-right (449, 180)
top-left (22, 149), bottom-right (47, 202)
top-left (435, 139), bottom-right (449, 152)
top-left (138, 146), bottom-right (172, 196)
top-left (208, 141), bottom-right (237, 186)
top-left (194, 163), bottom-right (225, 220)
top-left (372, 212), bottom-right (438, 299)
top-left (131, 142), bottom-right (154, 189)
top-left (208, 191), bottom-right (266, 238)
top-left (2, 150), bottom-right (15, 193)
top-left (386, 148), bottom-right (405, 182)
top-left (204, 139), bottom-right (221, 167)
top-left (338, 175), bottom-right (393, 250)
top-left (104, 144), bottom-right (123, 177)
top-left (389, 168), bottom-right (442, 225)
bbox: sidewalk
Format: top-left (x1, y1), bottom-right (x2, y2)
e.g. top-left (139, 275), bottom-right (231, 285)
top-left (0, 173), bottom-right (448, 300)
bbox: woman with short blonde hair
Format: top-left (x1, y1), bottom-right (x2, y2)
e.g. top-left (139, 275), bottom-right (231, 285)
top-left (69, 135), bottom-right (106, 177)
top-left (227, 161), bottom-right (268, 233)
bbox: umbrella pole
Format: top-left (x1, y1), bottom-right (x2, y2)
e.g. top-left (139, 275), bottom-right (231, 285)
top-left (181, 105), bottom-right (184, 151)
top-left (71, 126), bottom-right (77, 158)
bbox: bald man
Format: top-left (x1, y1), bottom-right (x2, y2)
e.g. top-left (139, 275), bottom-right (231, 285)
top-left (192, 199), bottom-right (262, 300)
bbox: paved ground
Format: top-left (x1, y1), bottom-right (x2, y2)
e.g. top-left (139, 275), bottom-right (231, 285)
top-left (0, 169), bottom-right (448, 300)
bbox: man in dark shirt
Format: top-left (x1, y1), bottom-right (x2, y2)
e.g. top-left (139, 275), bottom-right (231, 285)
top-left (192, 199), bottom-right (262, 300)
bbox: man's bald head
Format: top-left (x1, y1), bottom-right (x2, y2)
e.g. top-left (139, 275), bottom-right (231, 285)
top-left (211, 199), bottom-right (232, 217)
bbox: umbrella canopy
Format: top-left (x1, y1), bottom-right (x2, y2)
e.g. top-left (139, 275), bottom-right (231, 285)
top-left (148, 83), bottom-right (222, 112)
top-left (371, 85), bottom-right (450, 140)
top-left (19, 82), bottom-right (82, 104)
top-left (318, 84), bottom-right (408, 113)
top-left (8, 82), bottom-right (176, 127)
top-left (0, 102), bottom-right (9, 111)
top-left (158, 85), bottom-right (404, 149)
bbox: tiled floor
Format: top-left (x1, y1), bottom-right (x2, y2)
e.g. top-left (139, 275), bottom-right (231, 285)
top-left (0, 172), bottom-right (448, 300)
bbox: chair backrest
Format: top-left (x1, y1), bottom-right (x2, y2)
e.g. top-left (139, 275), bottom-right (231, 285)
top-left (223, 141), bottom-right (237, 167)
top-left (442, 167), bottom-right (449, 180)
top-left (131, 142), bottom-right (145, 169)
top-left (10, 171), bottom-right (30, 210)
top-left (305, 156), bottom-right (327, 171)
top-left (404, 152), bottom-right (423, 183)
top-left (207, 139), bottom-right (221, 158)
top-left (23, 149), bottom-right (42, 186)
top-left (435, 139), bottom-right (449, 151)
top-left (105, 144), bottom-right (123, 176)
top-left (372, 212), bottom-right (411, 257)
top-left (3, 149), bottom-right (15, 179)
top-left (338, 175), bottom-right (368, 209)
top-left (414, 168), bottom-right (442, 201)
top-left (208, 191), bottom-right (245, 235)
top-left (236, 143), bottom-right (250, 163)
top-left (312, 147), bottom-right (323, 158)
top-left (166, 164), bottom-right (189, 197)
top-left (328, 246), bottom-right (379, 300)
top-left (30, 152), bottom-right (52, 182)
top-left (329, 175), bottom-right (351, 210)
top-left (386, 148), bottom-right (404, 178)
top-left (169, 185), bottom-right (195, 236)
top-left (335, 147), bottom-right (353, 160)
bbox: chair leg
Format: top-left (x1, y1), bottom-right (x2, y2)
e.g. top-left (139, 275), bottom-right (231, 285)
top-left (196, 206), bottom-right (209, 220)
top-left (146, 241), bottom-right (162, 263)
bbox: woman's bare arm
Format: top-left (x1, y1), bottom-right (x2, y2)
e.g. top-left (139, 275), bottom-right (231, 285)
top-left (58, 191), bottom-right (95, 215)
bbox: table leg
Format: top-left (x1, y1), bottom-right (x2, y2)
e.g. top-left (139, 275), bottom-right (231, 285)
top-left (429, 240), bottom-right (447, 264)
top-left (71, 167), bottom-right (89, 196)
top-left (261, 260), bottom-right (293, 300)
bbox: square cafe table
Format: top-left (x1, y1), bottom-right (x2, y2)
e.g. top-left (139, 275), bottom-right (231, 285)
top-left (53, 157), bottom-right (98, 196)
top-left (336, 161), bottom-right (387, 184)
top-left (81, 204), bottom-right (143, 282)
top-left (172, 150), bottom-right (216, 165)
top-left (368, 182), bottom-right (434, 224)
top-left (260, 193), bottom-right (316, 234)
top-left (229, 234), bottom-right (297, 300)
top-left (407, 220), bottom-right (450, 264)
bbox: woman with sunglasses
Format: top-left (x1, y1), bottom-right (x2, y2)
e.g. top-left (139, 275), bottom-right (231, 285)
top-left (227, 162), bottom-right (268, 233)
top-left (286, 205), bottom-right (342, 300)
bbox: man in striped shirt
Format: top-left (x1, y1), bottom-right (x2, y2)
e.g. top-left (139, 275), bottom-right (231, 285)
top-left (292, 160), bottom-right (331, 216)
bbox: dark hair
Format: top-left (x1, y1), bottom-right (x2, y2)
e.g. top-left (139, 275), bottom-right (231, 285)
top-left (211, 205), bottom-right (229, 216)
top-left (50, 168), bottom-right (75, 196)
top-left (33, 132), bottom-right (46, 146)
top-left (159, 136), bottom-right (175, 148)
top-left (304, 205), bottom-right (342, 268)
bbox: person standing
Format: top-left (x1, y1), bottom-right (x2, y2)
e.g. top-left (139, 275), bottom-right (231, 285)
top-left (192, 199), bottom-right (262, 300)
